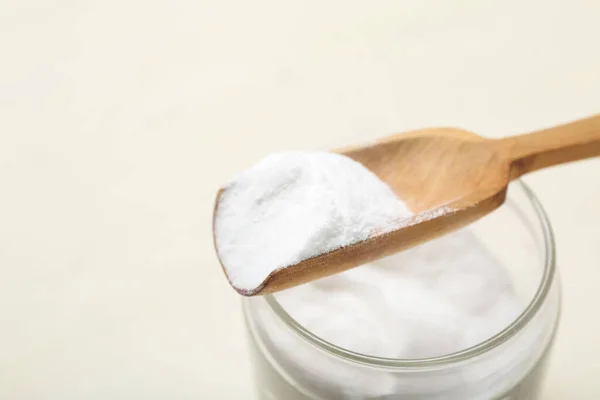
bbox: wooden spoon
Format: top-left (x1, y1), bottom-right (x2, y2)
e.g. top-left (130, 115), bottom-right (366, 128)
top-left (215, 114), bottom-right (600, 296)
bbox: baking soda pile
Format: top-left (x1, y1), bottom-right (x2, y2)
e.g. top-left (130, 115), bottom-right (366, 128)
top-left (214, 151), bottom-right (411, 292)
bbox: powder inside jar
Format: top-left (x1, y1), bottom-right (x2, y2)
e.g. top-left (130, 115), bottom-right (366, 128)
top-left (275, 229), bottom-right (520, 359)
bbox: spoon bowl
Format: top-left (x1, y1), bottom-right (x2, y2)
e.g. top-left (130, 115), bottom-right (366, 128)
top-left (341, 128), bottom-right (510, 212)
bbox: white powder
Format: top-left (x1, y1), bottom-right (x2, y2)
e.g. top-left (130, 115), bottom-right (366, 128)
top-left (216, 151), bottom-right (526, 396)
top-left (214, 151), bottom-right (411, 292)
top-left (214, 152), bottom-right (554, 398)
top-left (275, 229), bottom-right (521, 360)
top-left (253, 234), bottom-right (530, 398)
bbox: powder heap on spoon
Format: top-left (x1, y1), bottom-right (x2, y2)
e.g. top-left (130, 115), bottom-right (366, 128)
top-left (214, 151), bottom-right (412, 293)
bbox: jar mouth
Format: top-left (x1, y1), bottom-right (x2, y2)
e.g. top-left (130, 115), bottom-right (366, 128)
top-left (263, 180), bottom-right (556, 368)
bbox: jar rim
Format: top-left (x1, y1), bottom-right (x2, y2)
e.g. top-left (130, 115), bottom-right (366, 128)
top-left (263, 181), bottom-right (556, 368)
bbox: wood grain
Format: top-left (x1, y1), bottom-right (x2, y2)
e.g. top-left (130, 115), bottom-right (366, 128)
top-left (501, 114), bottom-right (600, 179)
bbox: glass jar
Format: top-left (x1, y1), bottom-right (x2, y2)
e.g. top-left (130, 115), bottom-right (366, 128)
top-left (243, 181), bottom-right (560, 400)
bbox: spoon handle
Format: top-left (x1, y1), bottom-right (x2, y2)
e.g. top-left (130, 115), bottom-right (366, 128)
top-left (504, 114), bottom-right (600, 179)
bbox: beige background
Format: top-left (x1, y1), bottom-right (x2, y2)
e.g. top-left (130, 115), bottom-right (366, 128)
top-left (1, 0), bottom-right (599, 398)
